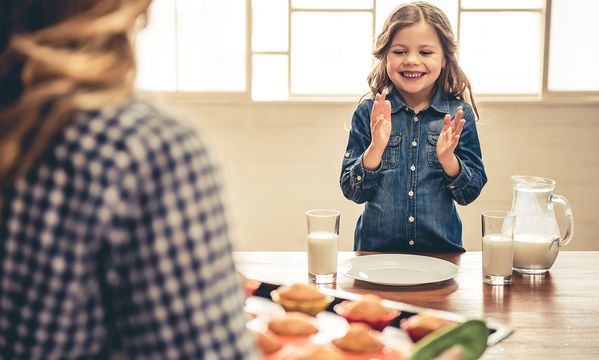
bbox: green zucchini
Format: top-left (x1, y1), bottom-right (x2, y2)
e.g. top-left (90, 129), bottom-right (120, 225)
top-left (408, 319), bottom-right (489, 360)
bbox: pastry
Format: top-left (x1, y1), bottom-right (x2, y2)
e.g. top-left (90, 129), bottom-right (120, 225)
top-left (333, 294), bottom-right (400, 330)
top-left (277, 283), bottom-right (326, 302)
top-left (340, 294), bottom-right (391, 319)
top-left (253, 330), bottom-right (282, 355)
top-left (333, 323), bottom-right (385, 353)
top-left (400, 311), bottom-right (455, 341)
top-left (268, 312), bottom-right (319, 336)
top-left (271, 283), bottom-right (333, 316)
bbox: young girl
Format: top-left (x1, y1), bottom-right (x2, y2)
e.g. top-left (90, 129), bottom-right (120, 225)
top-left (340, 1), bottom-right (487, 252)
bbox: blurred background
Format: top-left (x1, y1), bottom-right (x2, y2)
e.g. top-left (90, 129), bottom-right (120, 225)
top-left (134, 0), bottom-right (599, 251)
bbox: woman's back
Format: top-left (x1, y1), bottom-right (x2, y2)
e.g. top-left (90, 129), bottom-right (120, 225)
top-left (0, 98), bottom-right (256, 359)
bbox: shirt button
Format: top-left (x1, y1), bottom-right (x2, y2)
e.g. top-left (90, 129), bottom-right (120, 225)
top-left (408, 190), bottom-right (414, 197)
top-left (413, 116), bottom-right (418, 122)
top-left (344, 152), bottom-right (350, 158)
top-left (411, 140), bottom-right (418, 147)
top-left (410, 164), bottom-right (416, 171)
top-left (408, 215), bottom-right (415, 222)
top-left (356, 175), bottom-right (362, 181)
top-left (449, 185), bottom-right (455, 189)
top-left (409, 240), bottom-right (415, 246)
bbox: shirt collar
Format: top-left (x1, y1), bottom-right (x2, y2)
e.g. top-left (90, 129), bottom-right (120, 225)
top-left (387, 86), bottom-right (450, 115)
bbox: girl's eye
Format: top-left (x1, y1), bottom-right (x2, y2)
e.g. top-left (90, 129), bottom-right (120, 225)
top-left (393, 50), bottom-right (406, 55)
top-left (420, 51), bottom-right (433, 56)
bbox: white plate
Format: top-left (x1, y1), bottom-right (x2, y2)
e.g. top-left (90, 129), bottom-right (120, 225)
top-left (338, 254), bottom-right (459, 286)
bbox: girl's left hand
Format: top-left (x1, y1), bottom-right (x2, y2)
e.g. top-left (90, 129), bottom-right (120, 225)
top-left (436, 107), bottom-right (465, 170)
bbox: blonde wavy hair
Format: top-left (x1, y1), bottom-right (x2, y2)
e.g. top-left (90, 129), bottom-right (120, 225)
top-left (367, 1), bottom-right (478, 118)
top-left (0, 0), bottom-right (151, 195)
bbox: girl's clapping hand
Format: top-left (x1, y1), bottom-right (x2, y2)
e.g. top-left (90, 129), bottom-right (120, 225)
top-left (436, 107), bottom-right (466, 174)
top-left (370, 91), bottom-right (392, 151)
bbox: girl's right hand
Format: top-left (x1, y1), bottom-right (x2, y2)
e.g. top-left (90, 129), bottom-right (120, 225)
top-left (370, 91), bottom-right (392, 151)
top-left (362, 91), bottom-right (392, 171)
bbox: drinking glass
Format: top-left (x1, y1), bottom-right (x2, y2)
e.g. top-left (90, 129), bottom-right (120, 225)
top-left (306, 209), bottom-right (340, 284)
top-left (481, 211), bottom-right (516, 285)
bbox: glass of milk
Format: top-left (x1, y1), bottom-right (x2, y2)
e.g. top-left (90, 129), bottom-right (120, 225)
top-left (306, 209), bottom-right (340, 284)
top-left (481, 211), bottom-right (517, 285)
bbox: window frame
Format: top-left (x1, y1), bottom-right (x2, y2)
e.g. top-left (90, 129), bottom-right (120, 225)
top-left (137, 0), bottom-right (599, 104)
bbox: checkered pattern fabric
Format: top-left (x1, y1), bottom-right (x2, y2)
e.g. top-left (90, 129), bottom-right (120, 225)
top-left (0, 99), bottom-right (258, 359)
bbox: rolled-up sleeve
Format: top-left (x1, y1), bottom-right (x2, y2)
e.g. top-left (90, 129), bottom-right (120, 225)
top-left (340, 100), bottom-right (383, 204)
top-left (446, 104), bottom-right (487, 205)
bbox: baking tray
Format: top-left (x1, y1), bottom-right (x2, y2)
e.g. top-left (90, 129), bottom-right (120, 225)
top-left (250, 282), bottom-right (513, 347)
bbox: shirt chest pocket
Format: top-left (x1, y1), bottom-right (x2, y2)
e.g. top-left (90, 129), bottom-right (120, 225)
top-left (381, 134), bottom-right (401, 169)
top-left (427, 132), bottom-right (442, 169)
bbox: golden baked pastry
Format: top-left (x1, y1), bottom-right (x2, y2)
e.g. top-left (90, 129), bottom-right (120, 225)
top-left (342, 294), bottom-right (394, 320)
top-left (333, 323), bottom-right (385, 353)
top-left (400, 311), bottom-right (455, 341)
top-left (277, 283), bottom-right (326, 301)
top-left (271, 283), bottom-right (333, 316)
top-left (333, 294), bottom-right (400, 330)
top-left (253, 330), bottom-right (282, 355)
top-left (295, 345), bottom-right (344, 360)
top-left (268, 312), bottom-right (319, 336)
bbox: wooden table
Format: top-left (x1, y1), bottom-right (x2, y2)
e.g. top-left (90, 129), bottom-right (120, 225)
top-left (234, 251), bottom-right (599, 359)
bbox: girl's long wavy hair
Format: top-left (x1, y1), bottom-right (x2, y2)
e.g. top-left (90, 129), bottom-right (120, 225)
top-left (367, 1), bottom-right (478, 118)
top-left (0, 0), bottom-right (151, 196)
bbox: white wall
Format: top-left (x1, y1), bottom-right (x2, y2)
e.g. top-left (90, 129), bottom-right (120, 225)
top-left (150, 95), bottom-right (599, 252)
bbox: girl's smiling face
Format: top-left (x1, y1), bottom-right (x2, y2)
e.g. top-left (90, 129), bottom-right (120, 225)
top-left (386, 21), bottom-right (445, 109)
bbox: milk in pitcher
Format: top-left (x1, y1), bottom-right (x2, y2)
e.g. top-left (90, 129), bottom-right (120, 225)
top-left (513, 234), bottom-right (559, 273)
top-left (510, 175), bottom-right (573, 274)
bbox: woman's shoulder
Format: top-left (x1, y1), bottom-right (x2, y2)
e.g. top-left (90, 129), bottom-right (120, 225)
top-left (106, 97), bottom-right (194, 137)
top-left (66, 97), bottom-right (206, 172)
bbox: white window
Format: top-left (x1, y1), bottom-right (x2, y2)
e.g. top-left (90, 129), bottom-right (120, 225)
top-left (136, 0), bottom-right (246, 92)
top-left (135, 0), bottom-right (599, 101)
top-left (458, 2), bottom-right (543, 95)
top-left (548, 0), bottom-right (599, 91)
top-left (289, 11), bottom-right (372, 96)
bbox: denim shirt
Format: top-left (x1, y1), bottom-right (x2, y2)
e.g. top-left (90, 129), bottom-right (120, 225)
top-left (340, 87), bottom-right (487, 252)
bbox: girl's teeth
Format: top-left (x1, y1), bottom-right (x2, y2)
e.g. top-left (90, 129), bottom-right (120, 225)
top-left (402, 72), bottom-right (423, 78)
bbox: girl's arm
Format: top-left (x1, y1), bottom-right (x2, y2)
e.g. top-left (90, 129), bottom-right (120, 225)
top-left (444, 104), bottom-right (487, 205)
top-left (363, 92), bottom-right (392, 170)
top-left (340, 99), bottom-right (387, 204)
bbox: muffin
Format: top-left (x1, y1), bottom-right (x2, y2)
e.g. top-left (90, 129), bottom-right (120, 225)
top-left (253, 330), bottom-right (282, 355)
top-left (333, 294), bottom-right (400, 330)
top-left (295, 345), bottom-right (344, 360)
top-left (400, 311), bottom-right (456, 341)
top-left (271, 283), bottom-right (333, 316)
top-left (268, 312), bottom-right (319, 336)
top-left (333, 323), bottom-right (385, 353)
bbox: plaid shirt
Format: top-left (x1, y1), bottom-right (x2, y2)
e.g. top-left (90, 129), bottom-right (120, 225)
top-left (0, 99), bottom-right (258, 359)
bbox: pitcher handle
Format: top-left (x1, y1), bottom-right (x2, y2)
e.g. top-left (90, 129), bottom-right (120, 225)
top-left (551, 194), bottom-right (574, 247)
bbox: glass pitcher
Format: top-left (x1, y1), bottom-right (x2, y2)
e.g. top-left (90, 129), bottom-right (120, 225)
top-left (510, 175), bottom-right (574, 274)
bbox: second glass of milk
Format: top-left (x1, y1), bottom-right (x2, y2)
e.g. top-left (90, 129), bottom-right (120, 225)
top-left (481, 211), bottom-right (517, 285)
